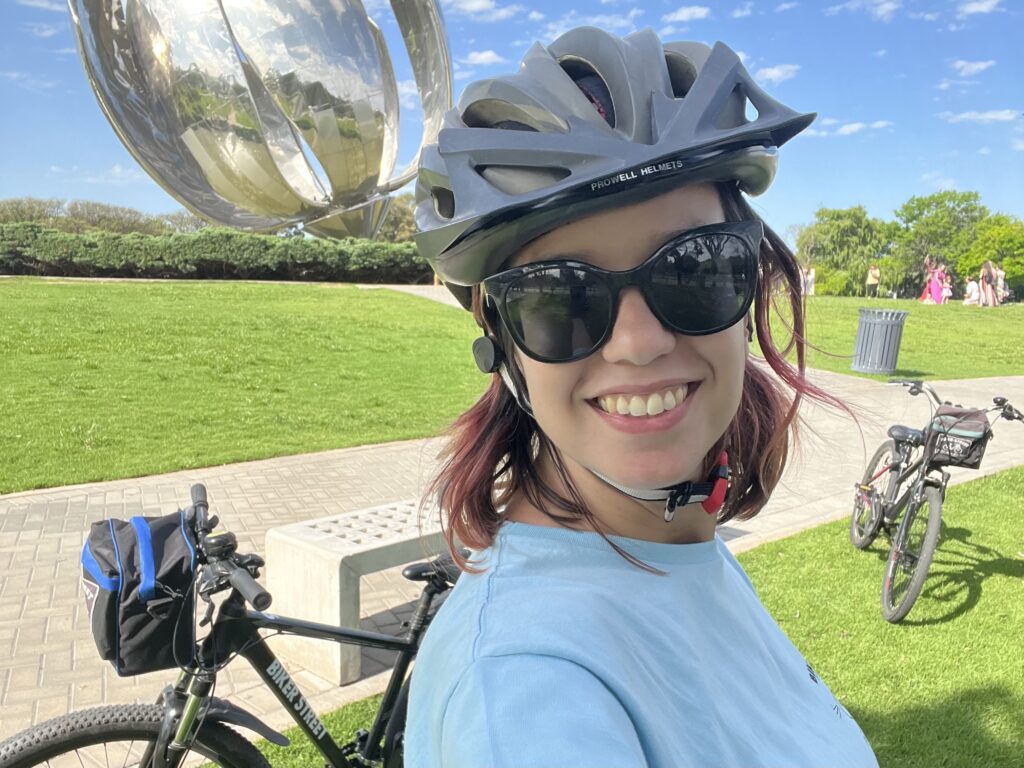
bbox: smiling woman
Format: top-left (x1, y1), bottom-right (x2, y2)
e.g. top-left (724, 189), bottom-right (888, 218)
top-left (401, 26), bottom-right (880, 768)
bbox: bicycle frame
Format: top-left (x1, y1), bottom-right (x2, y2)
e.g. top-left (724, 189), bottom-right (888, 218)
top-left (153, 581), bottom-right (445, 768)
top-left (864, 444), bottom-right (948, 527)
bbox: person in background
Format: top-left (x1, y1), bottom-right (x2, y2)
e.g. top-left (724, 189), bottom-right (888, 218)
top-left (995, 263), bottom-right (1007, 303)
top-left (941, 274), bottom-right (952, 304)
top-left (980, 261), bottom-right (998, 307)
top-left (803, 264), bottom-right (816, 296)
top-left (865, 263), bottom-right (880, 298)
top-left (963, 276), bottom-right (980, 305)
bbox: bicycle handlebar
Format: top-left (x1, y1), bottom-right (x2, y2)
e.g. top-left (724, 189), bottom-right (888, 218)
top-left (227, 563), bottom-right (273, 611)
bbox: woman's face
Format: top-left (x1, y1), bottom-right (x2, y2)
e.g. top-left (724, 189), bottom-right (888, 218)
top-left (508, 183), bottom-right (748, 494)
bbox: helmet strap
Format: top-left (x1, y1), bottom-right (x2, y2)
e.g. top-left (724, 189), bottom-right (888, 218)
top-left (590, 451), bottom-right (730, 522)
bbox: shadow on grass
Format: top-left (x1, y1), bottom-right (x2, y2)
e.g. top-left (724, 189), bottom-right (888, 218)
top-left (851, 684), bottom-right (1024, 768)
top-left (859, 522), bottom-right (1023, 627)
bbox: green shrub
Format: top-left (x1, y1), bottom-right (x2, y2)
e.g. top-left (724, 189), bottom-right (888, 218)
top-left (814, 266), bottom-right (854, 296)
top-left (0, 223), bottom-right (431, 283)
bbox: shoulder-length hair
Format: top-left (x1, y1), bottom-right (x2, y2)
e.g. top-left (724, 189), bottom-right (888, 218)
top-left (422, 181), bottom-right (846, 572)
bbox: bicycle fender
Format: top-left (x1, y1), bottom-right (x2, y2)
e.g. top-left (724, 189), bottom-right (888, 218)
top-left (205, 697), bottom-right (290, 746)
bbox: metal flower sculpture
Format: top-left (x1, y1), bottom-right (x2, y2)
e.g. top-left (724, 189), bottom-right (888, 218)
top-left (68, 0), bottom-right (452, 238)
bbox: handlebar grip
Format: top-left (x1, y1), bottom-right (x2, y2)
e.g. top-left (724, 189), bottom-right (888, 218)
top-left (229, 566), bottom-right (272, 611)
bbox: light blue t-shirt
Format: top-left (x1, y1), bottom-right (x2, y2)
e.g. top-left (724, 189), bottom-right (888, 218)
top-left (405, 522), bottom-right (878, 768)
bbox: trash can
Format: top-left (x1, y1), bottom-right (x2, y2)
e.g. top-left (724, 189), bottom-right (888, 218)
top-left (851, 309), bottom-right (908, 375)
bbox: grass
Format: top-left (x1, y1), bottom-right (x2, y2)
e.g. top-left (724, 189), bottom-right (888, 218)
top-left (0, 278), bottom-right (484, 494)
top-left (250, 466), bottom-right (1024, 767)
top-left (783, 296), bottom-right (1024, 381)
top-left (2, 280), bottom-right (1022, 495)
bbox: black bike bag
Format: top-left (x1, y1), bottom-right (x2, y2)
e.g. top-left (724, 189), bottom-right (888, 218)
top-left (925, 406), bottom-right (992, 469)
top-left (81, 511), bottom-right (198, 676)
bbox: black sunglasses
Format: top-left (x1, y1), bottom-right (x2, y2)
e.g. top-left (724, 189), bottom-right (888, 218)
top-left (481, 220), bottom-right (763, 364)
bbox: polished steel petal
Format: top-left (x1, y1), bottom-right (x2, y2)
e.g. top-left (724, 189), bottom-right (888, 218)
top-left (305, 197), bottom-right (393, 240)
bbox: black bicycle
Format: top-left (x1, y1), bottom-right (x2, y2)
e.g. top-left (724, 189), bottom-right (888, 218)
top-left (0, 484), bottom-right (462, 768)
top-left (850, 380), bottom-right (1023, 622)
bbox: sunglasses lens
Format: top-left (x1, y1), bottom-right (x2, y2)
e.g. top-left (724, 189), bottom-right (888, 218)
top-left (504, 266), bottom-right (613, 361)
top-left (649, 232), bottom-right (754, 333)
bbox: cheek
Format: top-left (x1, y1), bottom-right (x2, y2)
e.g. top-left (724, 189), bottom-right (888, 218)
top-left (515, 353), bottom-right (583, 426)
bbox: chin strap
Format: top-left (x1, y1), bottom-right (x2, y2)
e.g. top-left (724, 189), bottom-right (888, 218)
top-left (590, 451), bottom-right (730, 522)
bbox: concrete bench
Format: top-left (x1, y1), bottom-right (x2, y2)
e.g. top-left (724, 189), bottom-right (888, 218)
top-left (265, 499), bottom-right (445, 685)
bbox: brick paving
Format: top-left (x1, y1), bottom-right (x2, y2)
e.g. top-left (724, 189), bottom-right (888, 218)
top-left (1, 283), bottom-right (1022, 743)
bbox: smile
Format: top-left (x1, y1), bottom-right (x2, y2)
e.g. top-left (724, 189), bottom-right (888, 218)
top-left (593, 382), bottom-right (698, 418)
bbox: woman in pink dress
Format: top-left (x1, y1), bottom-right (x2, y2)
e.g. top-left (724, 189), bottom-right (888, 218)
top-left (929, 263), bottom-right (946, 305)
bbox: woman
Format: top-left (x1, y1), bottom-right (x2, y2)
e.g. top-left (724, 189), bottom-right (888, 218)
top-left (963, 276), bottom-right (980, 305)
top-left (406, 27), bottom-right (878, 767)
top-left (865, 263), bottom-right (880, 298)
top-left (980, 261), bottom-right (998, 307)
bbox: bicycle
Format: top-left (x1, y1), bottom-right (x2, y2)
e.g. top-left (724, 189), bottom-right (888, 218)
top-left (850, 380), bottom-right (1023, 623)
top-left (0, 484), bottom-right (463, 768)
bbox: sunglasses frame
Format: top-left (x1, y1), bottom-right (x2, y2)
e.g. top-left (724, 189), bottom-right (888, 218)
top-left (481, 219), bottom-right (764, 364)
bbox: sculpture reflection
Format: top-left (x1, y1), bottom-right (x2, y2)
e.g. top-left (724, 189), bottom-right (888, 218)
top-left (69, 0), bottom-right (451, 238)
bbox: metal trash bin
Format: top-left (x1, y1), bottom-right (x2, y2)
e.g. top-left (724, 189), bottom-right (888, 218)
top-left (851, 309), bottom-right (908, 375)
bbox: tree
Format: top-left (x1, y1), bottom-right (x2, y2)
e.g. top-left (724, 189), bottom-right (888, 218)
top-left (796, 206), bottom-right (892, 295)
top-left (161, 209), bottom-right (209, 233)
top-left (892, 190), bottom-right (988, 295)
top-left (0, 197), bottom-right (65, 227)
top-left (376, 193), bottom-right (416, 243)
top-left (963, 214), bottom-right (1024, 294)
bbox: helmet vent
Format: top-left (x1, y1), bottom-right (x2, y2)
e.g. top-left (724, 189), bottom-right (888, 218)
top-left (713, 84), bottom-right (759, 130)
top-left (462, 99), bottom-right (544, 132)
top-left (664, 52), bottom-right (699, 98)
top-left (558, 57), bottom-right (615, 127)
top-left (432, 187), bottom-right (455, 220)
top-left (477, 166), bottom-right (571, 196)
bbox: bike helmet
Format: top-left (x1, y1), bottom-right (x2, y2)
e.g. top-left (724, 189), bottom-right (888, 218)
top-left (414, 25), bottom-right (815, 310)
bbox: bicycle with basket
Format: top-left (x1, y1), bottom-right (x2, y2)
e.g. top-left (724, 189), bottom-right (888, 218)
top-left (850, 379), bottom-right (1023, 623)
top-left (0, 484), bottom-right (462, 768)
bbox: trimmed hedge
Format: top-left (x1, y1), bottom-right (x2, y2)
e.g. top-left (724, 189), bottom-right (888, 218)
top-left (0, 223), bottom-right (432, 283)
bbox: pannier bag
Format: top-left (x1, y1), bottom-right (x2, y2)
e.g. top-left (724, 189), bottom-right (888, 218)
top-left (81, 511), bottom-right (197, 676)
top-left (925, 405), bottom-right (992, 469)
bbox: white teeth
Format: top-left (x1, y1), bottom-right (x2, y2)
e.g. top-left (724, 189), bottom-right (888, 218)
top-left (646, 393), bottom-right (665, 416)
top-left (595, 384), bottom-right (693, 417)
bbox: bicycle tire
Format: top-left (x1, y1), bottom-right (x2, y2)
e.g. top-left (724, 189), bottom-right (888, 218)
top-left (0, 703), bottom-right (271, 768)
top-left (851, 440), bottom-right (896, 549)
top-left (382, 679), bottom-right (410, 768)
top-left (881, 485), bottom-right (943, 623)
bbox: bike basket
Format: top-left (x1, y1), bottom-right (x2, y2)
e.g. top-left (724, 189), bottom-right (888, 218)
top-left (924, 406), bottom-right (992, 469)
top-left (81, 511), bottom-right (197, 676)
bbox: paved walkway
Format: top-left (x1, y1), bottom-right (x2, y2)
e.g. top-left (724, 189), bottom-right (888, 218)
top-left (2, 285), bottom-right (1023, 741)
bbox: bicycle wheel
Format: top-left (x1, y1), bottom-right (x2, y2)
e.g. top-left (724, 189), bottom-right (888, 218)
top-left (382, 679), bottom-right (410, 768)
top-left (881, 485), bottom-right (943, 623)
top-left (0, 704), bottom-right (271, 768)
top-left (851, 440), bottom-right (896, 549)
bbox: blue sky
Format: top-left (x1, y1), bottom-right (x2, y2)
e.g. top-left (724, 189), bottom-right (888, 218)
top-left (1, 0), bottom-right (1021, 242)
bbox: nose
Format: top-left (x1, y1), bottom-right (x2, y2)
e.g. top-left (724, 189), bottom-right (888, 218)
top-left (600, 287), bottom-right (676, 366)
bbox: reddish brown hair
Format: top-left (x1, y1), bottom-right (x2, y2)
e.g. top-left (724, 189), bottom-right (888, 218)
top-left (422, 181), bottom-right (847, 571)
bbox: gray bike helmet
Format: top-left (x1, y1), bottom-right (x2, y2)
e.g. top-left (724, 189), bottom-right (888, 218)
top-left (414, 26), bottom-right (815, 310)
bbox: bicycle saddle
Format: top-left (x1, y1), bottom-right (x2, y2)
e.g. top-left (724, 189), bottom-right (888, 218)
top-left (402, 550), bottom-right (468, 585)
top-left (888, 425), bottom-right (925, 446)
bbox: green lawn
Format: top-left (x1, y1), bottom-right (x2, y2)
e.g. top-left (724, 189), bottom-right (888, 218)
top-left (1, 280), bottom-right (1022, 495)
top-left (789, 297), bottom-right (1024, 380)
top-left (253, 466), bottom-right (1024, 768)
top-left (0, 278), bottom-right (484, 494)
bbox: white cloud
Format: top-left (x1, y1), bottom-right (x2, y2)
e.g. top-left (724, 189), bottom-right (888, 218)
top-left (23, 22), bottom-right (61, 37)
top-left (951, 59), bottom-right (995, 76)
top-left (663, 5), bottom-right (711, 22)
top-left (397, 79), bottom-right (420, 111)
top-left (940, 109), bottom-right (1018, 123)
top-left (775, 1), bottom-right (798, 9)
top-left (54, 47), bottom-right (78, 55)
top-left (0, 69), bottom-right (58, 90)
top-left (736, 50), bottom-right (749, 65)
top-left (825, 1), bottom-right (900, 22)
top-left (937, 78), bottom-right (976, 91)
top-left (820, 117), bottom-right (840, 126)
top-left (527, 10), bottom-right (544, 20)
top-left (755, 64), bottom-right (799, 86)
top-left (463, 50), bottom-right (508, 65)
top-left (921, 171), bottom-right (956, 189)
top-left (732, 2), bottom-right (754, 18)
top-left (958, 0), bottom-right (1000, 15)
top-left (442, 0), bottom-right (524, 22)
top-left (835, 122), bottom-right (866, 135)
top-left (869, 120), bottom-right (893, 129)
top-left (453, 67), bottom-right (476, 81)
top-left (874, 49), bottom-right (887, 57)
top-left (978, 146), bottom-right (991, 154)
top-left (1012, 139), bottom-right (1024, 151)
top-left (909, 11), bottom-right (939, 20)
top-left (16, 0), bottom-right (64, 11)
top-left (804, 127), bottom-right (829, 137)
top-left (48, 163), bottom-right (146, 185)
top-left (542, 8), bottom-right (644, 40)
